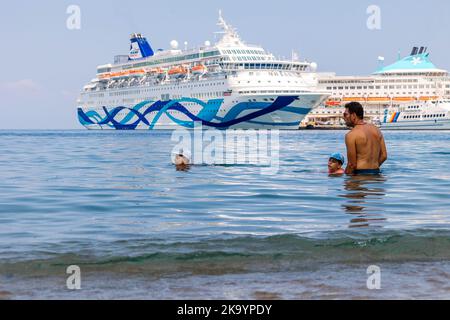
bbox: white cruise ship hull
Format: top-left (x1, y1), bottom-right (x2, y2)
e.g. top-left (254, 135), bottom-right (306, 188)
top-left (381, 120), bottom-right (450, 130)
top-left (78, 94), bottom-right (327, 130)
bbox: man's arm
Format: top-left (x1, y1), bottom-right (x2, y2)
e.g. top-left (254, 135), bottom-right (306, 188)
top-left (345, 133), bottom-right (357, 174)
top-left (378, 133), bottom-right (388, 166)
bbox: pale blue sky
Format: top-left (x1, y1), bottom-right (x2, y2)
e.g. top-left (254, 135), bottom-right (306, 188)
top-left (0, 0), bottom-right (449, 129)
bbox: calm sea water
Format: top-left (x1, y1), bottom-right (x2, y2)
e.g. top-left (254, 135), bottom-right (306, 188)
top-left (0, 130), bottom-right (450, 299)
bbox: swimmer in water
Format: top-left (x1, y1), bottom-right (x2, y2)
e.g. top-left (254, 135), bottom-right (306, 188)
top-left (328, 153), bottom-right (345, 175)
top-left (174, 149), bottom-right (190, 169)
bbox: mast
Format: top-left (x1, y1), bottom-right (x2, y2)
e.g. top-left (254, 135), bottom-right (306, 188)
top-left (216, 10), bottom-right (245, 47)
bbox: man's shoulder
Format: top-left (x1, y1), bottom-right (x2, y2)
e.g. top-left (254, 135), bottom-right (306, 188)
top-left (346, 128), bottom-right (359, 138)
top-left (367, 123), bottom-right (383, 136)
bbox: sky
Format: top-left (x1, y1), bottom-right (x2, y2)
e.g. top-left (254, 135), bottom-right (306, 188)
top-left (0, 0), bottom-right (449, 129)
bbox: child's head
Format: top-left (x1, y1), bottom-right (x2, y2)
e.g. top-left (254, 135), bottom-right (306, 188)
top-left (328, 153), bottom-right (345, 173)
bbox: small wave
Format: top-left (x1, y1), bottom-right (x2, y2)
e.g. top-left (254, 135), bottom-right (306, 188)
top-left (2, 229), bottom-right (450, 278)
top-left (430, 151), bottom-right (450, 155)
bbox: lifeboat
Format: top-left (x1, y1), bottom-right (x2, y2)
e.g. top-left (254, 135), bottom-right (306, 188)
top-left (392, 97), bottom-right (415, 102)
top-left (342, 97), bottom-right (365, 102)
top-left (110, 72), bottom-right (122, 79)
top-left (419, 96), bottom-right (439, 101)
top-left (325, 100), bottom-right (341, 106)
top-left (98, 73), bottom-right (111, 80)
top-left (128, 69), bottom-right (145, 77)
top-left (366, 97), bottom-right (391, 102)
top-left (150, 67), bottom-right (167, 79)
top-left (168, 66), bottom-right (188, 77)
top-left (119, 71), bottom-right (130, 78)
top-left (191, 64), bottom-right (207, 75)
top-left (110, 71), bottom-right (129, 79)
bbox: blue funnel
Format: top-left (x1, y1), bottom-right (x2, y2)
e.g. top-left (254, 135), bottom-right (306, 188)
top-left (129, 33), bottom-right (154, 60)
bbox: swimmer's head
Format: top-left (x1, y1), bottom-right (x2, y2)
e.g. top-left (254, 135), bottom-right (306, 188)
top-left (328, 153), bottom-right (345, 173)
top-left (175, 153), bottom-right (190, 166)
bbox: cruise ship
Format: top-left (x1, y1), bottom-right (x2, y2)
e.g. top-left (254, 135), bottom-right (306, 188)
top-left (302, 47), bottom-right (450, 129)
top-left (77, 12), bottom-right (329, 130)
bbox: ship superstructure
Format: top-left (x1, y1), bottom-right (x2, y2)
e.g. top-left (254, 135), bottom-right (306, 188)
top-left (303, 47), bottom-right (450, 128)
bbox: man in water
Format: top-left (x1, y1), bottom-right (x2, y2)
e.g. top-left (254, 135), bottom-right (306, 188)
top-left (343, 102), bottom-right (388, 175)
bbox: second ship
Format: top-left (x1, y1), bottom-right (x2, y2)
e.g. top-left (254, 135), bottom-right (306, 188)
top-left (304, 46), bottom-right (450, 130)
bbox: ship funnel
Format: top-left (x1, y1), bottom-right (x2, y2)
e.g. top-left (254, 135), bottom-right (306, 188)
top-left (129, 33), bottom-right (154, 60)
top-left (418, 46), bottom-right (425, 54)
top-left (410, 47), bottom-right (419, 56)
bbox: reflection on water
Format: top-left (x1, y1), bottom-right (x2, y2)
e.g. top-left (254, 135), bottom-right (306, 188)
top-left (175, 164), bottom-right (191, 172)
top-left (340, 174), bottom-right (388, 228)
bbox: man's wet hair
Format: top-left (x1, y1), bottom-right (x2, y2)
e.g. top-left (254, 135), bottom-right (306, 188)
top-left (345, 102), bottom-right (364, 119)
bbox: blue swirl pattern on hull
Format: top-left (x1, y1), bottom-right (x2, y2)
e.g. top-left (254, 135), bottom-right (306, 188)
top-left (78, 96), bottom-right (303, 130)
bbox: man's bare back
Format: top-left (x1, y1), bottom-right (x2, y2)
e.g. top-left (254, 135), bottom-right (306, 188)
top-left (343, 102), bottom-right (387, 174)
top-left (346, 124), bottom-right (387, 172)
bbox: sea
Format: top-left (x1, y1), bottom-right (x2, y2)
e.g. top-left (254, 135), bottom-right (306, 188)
top-left (0, 130), bottom-right (449, 300)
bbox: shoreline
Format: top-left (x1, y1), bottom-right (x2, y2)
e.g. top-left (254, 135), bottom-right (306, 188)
top-left (3, 260), bottom-right (450, 300)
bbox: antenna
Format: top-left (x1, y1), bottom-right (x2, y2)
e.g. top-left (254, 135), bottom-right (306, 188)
top-left (378, 56), bottom-right (385, 69)
top-left (217, 9), bottom-right (228, 31)
top-left (215, 10), bottom-right (244, 46)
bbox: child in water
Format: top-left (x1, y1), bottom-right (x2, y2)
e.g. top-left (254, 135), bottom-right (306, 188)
top-left (328, 153), bottom-right (345, 175)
